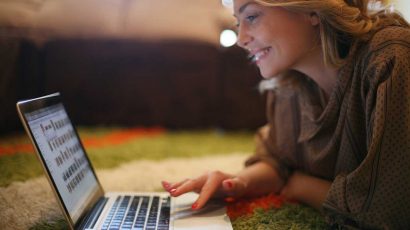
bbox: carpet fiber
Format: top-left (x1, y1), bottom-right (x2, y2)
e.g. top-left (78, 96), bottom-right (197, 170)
top-left (0, 127), bottom-right (327, 229)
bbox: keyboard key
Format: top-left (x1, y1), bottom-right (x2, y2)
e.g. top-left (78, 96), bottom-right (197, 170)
top-left (101, 196), bottom-right (121, 230)
top-left (133, 196), bottom-right (149, 228)
top-left (109, 196), bottom-right (130, 230)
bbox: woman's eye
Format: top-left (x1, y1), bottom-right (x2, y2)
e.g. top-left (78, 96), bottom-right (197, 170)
top-left (235, 13), bottom-right (260, 28)
top-left (246, 14), bottom-right (259, 23)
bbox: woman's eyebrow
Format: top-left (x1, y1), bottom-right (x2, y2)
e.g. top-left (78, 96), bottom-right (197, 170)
top-left (234, 2), bottom-right (254, 17)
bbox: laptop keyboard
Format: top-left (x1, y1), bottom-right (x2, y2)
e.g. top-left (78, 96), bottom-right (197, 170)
top-left (101, 195), bottom-right (170, 230)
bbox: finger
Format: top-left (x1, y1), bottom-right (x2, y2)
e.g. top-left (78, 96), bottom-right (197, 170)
top-left (192, 172), bottom-right (226, 210)
top-left (170, 175), bottom-right (207, 197)
top-left (162, 179), bottom-right (188, 192)
top-left (161, 181), bottom-right (172, 191)
top-left (221, 177), bottom-right (247, 197)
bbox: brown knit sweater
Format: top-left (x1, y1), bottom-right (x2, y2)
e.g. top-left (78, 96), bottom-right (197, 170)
top-left (246, 26), bottom-right (410, 229)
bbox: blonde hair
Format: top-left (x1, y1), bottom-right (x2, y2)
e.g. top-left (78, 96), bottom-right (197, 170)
top-left (254, 0), bottom-right (409, 67)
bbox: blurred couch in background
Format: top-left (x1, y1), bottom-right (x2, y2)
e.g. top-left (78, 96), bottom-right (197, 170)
top-left (0, 0), bottom-right (266, 134)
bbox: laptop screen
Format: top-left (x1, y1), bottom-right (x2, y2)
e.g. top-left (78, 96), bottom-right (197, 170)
top-left (22, 102), bottom-right (100, 223)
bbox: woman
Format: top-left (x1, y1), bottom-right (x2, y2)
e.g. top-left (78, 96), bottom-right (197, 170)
top-left (162, 0), bottom-right (410, 228)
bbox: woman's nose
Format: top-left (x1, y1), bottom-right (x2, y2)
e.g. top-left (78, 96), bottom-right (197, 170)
top-left (236, 26), bottom-right (252, 49)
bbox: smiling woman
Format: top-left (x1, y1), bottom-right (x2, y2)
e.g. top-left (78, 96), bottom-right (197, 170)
top-left (165, 0), bottom-right (410, 229)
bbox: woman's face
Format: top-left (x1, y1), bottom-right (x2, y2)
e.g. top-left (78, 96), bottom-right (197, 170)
top-left (234, 0), bottom-right (320, 78)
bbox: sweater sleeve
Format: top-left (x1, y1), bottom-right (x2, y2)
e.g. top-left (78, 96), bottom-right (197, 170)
top-left (323, 33), bottom-right (410, 229)
top-left (245, 124), bottom-right (292, 181)
top-left (244, 86), bottom-right (303, 182)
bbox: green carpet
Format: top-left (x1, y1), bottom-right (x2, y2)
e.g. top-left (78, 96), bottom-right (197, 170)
top-left (0, 127), bottom-right (327, 229)
top-left (233, 205), bottom-right (327, 230)
top-left (0, 128), bottom-right (253, 187)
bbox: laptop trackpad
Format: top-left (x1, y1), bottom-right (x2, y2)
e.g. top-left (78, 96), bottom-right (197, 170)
top-left (171, 193), bottom-right (233, 230)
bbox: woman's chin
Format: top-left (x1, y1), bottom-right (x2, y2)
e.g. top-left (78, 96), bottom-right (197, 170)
top-left (259, 69), bottom-right (277, 79)
top-left (258, 64), bottom-right (286, 79)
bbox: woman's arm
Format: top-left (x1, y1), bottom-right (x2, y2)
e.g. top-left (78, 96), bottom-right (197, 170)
top-left (238, 161), bottom-right (285, 197)
top-left (280, 171), bottom-right (331, 210)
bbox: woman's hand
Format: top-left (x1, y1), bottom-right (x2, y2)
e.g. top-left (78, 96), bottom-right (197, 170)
top-left (162, 171), bottom-right (248, 210)
top-left (162, 162), bottom-right (285, 210)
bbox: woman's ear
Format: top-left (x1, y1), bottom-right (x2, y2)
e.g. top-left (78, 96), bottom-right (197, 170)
top-left (309, 12), bottom-right (320, 26)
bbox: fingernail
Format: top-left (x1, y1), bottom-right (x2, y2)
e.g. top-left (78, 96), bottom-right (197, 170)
top-left (162, 181), bottom-right (170, 189)
top-left (191, 202), bottom-right (198, 210)
top-left (170, 188), bottom-right (177, 194)
top-left (226, 181), bottom-right (233, 188)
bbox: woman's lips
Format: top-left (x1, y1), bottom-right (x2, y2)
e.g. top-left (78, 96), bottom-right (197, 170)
top-left (248, 47), bottom-right (271, 64)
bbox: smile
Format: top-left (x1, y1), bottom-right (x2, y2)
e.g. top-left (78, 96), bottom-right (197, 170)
top-left (249, 47), bottom-right (271, 63)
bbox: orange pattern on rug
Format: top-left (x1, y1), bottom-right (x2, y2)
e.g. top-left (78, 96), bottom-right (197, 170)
top-left (0, 127), bottom-right (165, 156)
top-left (226, 193), bottom-right (294, 220)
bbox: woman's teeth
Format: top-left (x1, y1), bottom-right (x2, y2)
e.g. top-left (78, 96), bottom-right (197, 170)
top-left (249, 48), bottom-right (270, 63)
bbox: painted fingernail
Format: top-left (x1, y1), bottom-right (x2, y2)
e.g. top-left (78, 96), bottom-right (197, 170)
top-left (162, 181), bottom-right (170, 189)
top-left (191, 202), bottom-right (198, 210)
top-left (226, 181), bottom-right (233, 188)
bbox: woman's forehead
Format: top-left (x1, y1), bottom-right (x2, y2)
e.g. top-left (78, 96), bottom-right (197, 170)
top-left (233, 0), bottom-right (253, 7)
top-left (233, 0), bottom-right (256, 14)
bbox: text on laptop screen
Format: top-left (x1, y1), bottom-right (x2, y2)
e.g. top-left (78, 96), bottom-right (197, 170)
top-left (24, 103), bottom-right (99, 220)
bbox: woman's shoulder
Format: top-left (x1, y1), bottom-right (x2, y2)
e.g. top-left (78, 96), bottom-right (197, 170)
top-left (353, 26), bottom-right (410, 69)
top-left (352, 25), bottom-right (410, 91)
top-left (367, 25), bottom-right (410, 51)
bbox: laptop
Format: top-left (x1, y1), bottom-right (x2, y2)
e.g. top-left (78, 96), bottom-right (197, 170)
top-left (16, 92), bottom-right (233, 230)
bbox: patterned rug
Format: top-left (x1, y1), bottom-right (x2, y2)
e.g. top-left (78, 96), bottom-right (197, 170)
top-left (0, 127), bottom-right (327, 229)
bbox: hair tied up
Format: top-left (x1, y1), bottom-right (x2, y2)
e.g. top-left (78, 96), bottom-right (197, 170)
top-left (344, 0), bottom-right (369, 14)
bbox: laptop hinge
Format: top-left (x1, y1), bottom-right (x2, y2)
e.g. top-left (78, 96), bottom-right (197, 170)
top-left (78, 197), bottom-right (108, 230)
